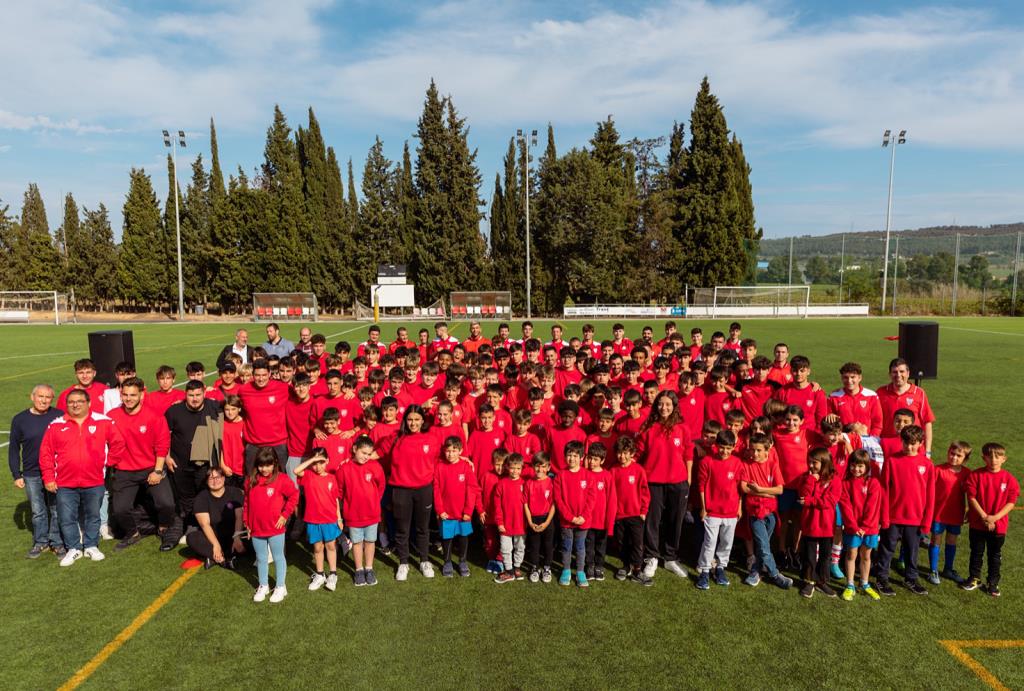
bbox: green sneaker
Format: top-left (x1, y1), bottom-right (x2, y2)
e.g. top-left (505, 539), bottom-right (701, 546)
top-left (862, 583), bottom-right (881, 601)
top-left (842, 585), bottom-right (856, 601)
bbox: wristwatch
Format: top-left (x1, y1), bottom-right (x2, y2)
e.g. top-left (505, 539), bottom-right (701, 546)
top-left (153, 469), bottom-right (166, 477)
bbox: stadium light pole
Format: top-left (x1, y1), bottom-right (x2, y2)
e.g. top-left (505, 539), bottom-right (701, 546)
top-left (163, 129), bottom-right (187, 321)
top-left (880, 128), bottom-right (906, 313)
top-left (517, 128), bottom-right (538, 319)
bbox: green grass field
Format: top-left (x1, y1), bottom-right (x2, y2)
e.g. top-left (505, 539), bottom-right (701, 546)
top-left (2, 317), bottom-right (1023, 690)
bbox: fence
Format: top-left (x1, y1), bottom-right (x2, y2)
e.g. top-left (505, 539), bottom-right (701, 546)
top-left (757, 229), bottom-right (1023, 316)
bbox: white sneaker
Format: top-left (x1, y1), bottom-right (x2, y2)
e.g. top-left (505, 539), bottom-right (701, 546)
top-left (325, 573), bottom-right (338, 592)
top-left (420, 561), bottom-right (435, 578)
top-left (253, 585), bottom-right (270, 603)
top-left (642, 557), bottom-right (658, 579)
top-left (269, 586), bottom-right (288, 603)
top-left (396, 563), bottom-right (409, 581)
top-left (178, 534), bottom-right (188, 546)
top-left (84, 546), bottom-right (105, 562)
top-left (99, 525), bottom-right (114, 541)
top-left (308, 573), bottom-right (326, 591)
top-left (60, 548), bottom-right (83, 567)
top-left (664, 560), bottom-right (688, 578)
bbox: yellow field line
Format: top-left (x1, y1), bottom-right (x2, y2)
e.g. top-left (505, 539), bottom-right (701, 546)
top-left (58, 567), bottom-right (199, 690)
top-left (939, 640), bottom-right (1024, 691)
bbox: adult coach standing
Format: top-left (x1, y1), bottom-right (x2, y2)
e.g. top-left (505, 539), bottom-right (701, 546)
top-left (262, 323), bottom-right (294, 359)
top-left (238, 359), bottom-right (289, 474)
top-left (39, 389), bottom-right (127, 567)
top-left (9, 385), bottom-right (63, 558)
top-left (216, 329), bottom-right (253, 370)
top-left (165, 380), bottom-right (222, 547)
top-left (877, 357), bottom-right (936, 456)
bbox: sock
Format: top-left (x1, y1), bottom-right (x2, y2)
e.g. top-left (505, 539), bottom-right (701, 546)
top-left (831, 545), bottom-right (842, 565)
top-left (330, 571), bottom-right (336, 576)
top-left (317, 571), bottom-right (325, 576)
top-left (929, 544), bottom-right (940, 572)
top-left (944, 544), bottom-right (957, 572)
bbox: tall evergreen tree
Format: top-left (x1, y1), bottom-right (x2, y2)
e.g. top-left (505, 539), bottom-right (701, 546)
top-left (80, 204), bottom-right (118, 308)
top-left (181, 154), bottom-right (215, 306)
top-left (346, 159), bottom-right (359, 231)
top-left (213, 169), bottom-right (262, 313)
top-left (0, 199), bottom-right (14, 289)
top-left (162, 155), bottom-right (183, 308)
top-left (119, 168), bottom-right (167, 308)
top-left (261, 105), bottom-right (308, 292)
top-left (208, 118), bottom-right (226, 200)
top-left (357, 137), bottom-right (400, 300)
top-left (395, 142), bottom-right (416, 269)
top-left (17, 184), bottom-right (60, 290)
top-left (56, 192), bottom-right (79, 292)
top-left (728, 135), bottom-right (762, 282)
top-left (490, 138), bottom-right (526, 308)
top-left (326, 146), bottom-right (357, 308)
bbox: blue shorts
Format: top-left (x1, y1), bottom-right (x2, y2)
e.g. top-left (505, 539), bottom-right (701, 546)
top-left (440, 519), bottom-right (474, 540)
top-left (835, 506), bottom-right (843, 527)
top-left (778, 489), bottom-right (799, 513)
top-left (348, 523), bottom-right (378, 544)
top-left (307, 522), bottom-right (342, 544)
top-left (931, 522), bottom-right (962, 536)
top-left (843, 534), bottom-right (880, 550)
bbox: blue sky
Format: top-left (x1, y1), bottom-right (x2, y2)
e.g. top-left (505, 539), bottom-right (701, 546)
top-left (2, 0), bottom-right (1023, 240)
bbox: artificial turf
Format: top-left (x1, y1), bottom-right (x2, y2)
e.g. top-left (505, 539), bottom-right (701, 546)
top-left (1, 317), bottom-right (1021, 690)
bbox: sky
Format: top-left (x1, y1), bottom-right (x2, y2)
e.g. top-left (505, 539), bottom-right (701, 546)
top-left (2, 0), bottom-right (1024, 240)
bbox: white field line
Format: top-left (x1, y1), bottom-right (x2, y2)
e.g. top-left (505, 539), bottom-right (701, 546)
top-left (942, 327), bottom-right (1024, 338)
top-left (0, 350), bottom-right (82, 362)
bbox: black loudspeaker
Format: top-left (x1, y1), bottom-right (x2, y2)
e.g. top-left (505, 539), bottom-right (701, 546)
top-left (898, 321), bottom-right (938, 380)
top-left (88, 330), bottom-right (135, 387)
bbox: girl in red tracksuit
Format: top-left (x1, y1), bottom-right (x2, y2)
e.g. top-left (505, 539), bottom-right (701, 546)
top-left (554, 441), bottom-right (595, 587)
top-left (433, 437), bottom-right (479, 577)
top-left (524, 453), bottom-right (556, 582)
top-left (797, 448), bottom-right (841, 599)
top-left (245, 448), bottom-right (299, 603)
top-left (584, 444), bottom-right (617, 581)
top-left (476, 448), bottom-right (507, 573)
top-left (838, 449), bottom-right (883, 600)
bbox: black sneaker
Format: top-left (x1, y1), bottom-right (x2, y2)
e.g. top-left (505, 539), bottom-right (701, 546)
top-left (877, 580), bottom-right (896, 597)
top-left (959, 577), bottom-right (981, 591)
top-left (800, 582), bottom-right (814, 599)
top-left (203, 558), bottom-right (215, 570)
top-left (594, 568), bottom-right (606, 582)
top-left (983, 583), bottom-right (1001, 598)
top-left (52, 545), bottom-right (67, 558)
top-left (115, 532), bottom-right (143, 551)
top-left (26, 545), bottom-right (46, 559)
top-left (817, 583), bottom-right (838, 598)
top-left (159, 535), bottom-right (176, 552)
top-left (222, 556), bottom-right (237, 571)
top-left (905, 580), bottom-right (929, 596)
top-left (614, 568), bottom-right (629, 581)
top-left (629, 571), bottom-right (653, 587)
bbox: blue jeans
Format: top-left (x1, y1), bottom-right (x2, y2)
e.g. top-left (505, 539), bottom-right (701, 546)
top-left (749, 513), bottom-right (780, 578)
top-left (560, 527), bottom-right (588, 571)
top-left (23, 475), bottom-right (61, 548)
top-left (56, 486), bottom-right (104, 550)
top-left (253, 533), bottom-right (287, 588)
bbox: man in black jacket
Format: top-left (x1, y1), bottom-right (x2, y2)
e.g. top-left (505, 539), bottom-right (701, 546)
top-left (215, 329), bottom-right (253, 370)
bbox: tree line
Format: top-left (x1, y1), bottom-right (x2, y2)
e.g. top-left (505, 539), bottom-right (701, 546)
top-left (0, 78), bottom-right (760, 315)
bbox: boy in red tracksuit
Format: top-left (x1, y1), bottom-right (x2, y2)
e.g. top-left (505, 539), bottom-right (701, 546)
top-left (476, 448), bottom-right (507, 574)
top-left (244, 448), bottom-right (299, 603)
top-left (584, 444), bottom-right (616, 581)
top-left (739, 433), bottom-right (791, 590)
top-left (838, 449), bottom-right (883, 601)
top-left (493, 454), bottom-right (527, 583)
top-left (433, 437), bottom-right (479, 578)
top-left (797, 448), bottom-right (842, 599)
top-left (696, 430), bottom-right (743, 590)
top-left (294, 453), bottom-right (344, 592)
top-left (611, 437), bottom-right (651, 585)
top-left (524, 453), bottom-right (556, 583)
top-left (961, 443), bottom-right (1020, 597)
top-left (506, 409), bottom-right (544, 479)
top-left (554, 441), bottom-right (595, 587)
top-left (877, 425), bottom-right (935, 596)
top-left (336, 436), bottom-right (386, 587)
top-left (928, 440), bottom-right (971, 585)
top-left (466, 406), bottom-right (506, 483)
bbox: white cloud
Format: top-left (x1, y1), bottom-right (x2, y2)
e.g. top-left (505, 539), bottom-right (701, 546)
top-left (0, 110), bottom-right (117, 135)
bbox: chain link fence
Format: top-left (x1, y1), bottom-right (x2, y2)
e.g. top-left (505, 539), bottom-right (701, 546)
top-left (758, 230), bottom-right (1023, 316)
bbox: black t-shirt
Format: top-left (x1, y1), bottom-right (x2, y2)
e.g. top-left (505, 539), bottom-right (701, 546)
top-left (193, 487), bottom-right (244, 536)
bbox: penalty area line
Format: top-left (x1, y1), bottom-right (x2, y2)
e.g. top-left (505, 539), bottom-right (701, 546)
top-left (938, 639), bottom-right (1024, 691)
top-left (58, 567), bottom-right (200, 691)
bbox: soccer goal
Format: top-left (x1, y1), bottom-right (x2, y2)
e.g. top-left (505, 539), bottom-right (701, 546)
top-left (0, 291), bottom-right (68, 324)
top-left (450, 291), bottom-right (512, 319)
top-left (354, 297), bottom-right (446, 321)
top-left (252, 293), bottom-right (319, 321)
top-left (689, 285), bottom-right (811, 318)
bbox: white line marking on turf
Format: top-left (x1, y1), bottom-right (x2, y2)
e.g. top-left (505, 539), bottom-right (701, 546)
top-left (0, 350), bottom-right (82, 362)
top-left (943, 327), bottom-right (1024, 337)
top-left (0, 442), bottom-right (8, 449)
top-left (324, 323), bottom-right (373, 340)
top-left (172, 372), bottom-right (217, 389)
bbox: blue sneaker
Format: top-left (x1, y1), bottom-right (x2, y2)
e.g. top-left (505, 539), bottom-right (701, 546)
top-left (696, 571), bottom-right (710, 590)
top-left (743, 570), bottom-right (761, 587)
top-left (576, 571), bottom-right (589, 588)
top-left (830, 563), bottom-right (844, 580)
top-left (354, 569), bottom-right (366, 587)
top-left (364, 569), bottom-right (378, 587)
top-left (714, 567), bottom-right (730, 586)
top-left (485, 560), bottom-right (499, 574)
top-left (559, 568), bottom-right (572, 586)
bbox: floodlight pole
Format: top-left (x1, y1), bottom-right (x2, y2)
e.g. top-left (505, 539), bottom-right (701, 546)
top-left (163, 130), bottom-right (187, 321)
top-left (880, 129), bottom-right (905, 314)
top-left (517, 129), bottom-right (537, 319)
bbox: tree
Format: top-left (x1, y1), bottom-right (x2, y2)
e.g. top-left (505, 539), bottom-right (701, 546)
top-left (119, 168), bottom-right (167, 308)
top-left (490, 138), bottom-right (525, 307)
top-left (959, 254), bottom-right (994, 290)
top-left (17, 184), bottom-right (60, 290)
top-left (79, 204), bottom-right (118, 308)
top-left (395, 142), bottom-right (416, 270)
top-left (260, 105), bottom-right (307, 292)
top-left (56, 193), bottom-right (79, 291)
top-left (761, 255), bottom-right (789, 283)
top-left (728, 135), bottom-right (762, 282)
top-left (357, 137), bottom-right (400, 300)
top-left (803, 255), bottom-right (833, 284)
top-left (181, 154), bottom-right (215, 307)
top-left (0, 199), bottom-right (14, 288)
top-left (326, 146), bottom-right (357, 309)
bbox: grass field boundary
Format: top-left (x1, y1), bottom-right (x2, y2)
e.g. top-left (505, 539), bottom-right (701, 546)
top-left (938, 639), bottom-right (1024, 691)
top-left (58, 567), bottom-right (200, 691)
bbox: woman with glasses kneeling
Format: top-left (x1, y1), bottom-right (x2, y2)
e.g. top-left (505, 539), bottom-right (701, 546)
top-left (188, 467), bottom-right (245, 569)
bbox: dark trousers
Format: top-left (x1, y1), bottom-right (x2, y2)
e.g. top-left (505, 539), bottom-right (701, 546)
top-left (644, 481), bottom-right (688, 562)
top-left (801, 536), bottom-right (832, 584)
top-left (442, 536), bottom-right (468, 563)
top-left (585, 528), bottom-right (608, 572)
top-left (110, 468), bottom-right (175, 535)
top-left (968, 528), bottom-right (1005, 586)
top-left (243, 443), bottom-right (287, 476)
top-left (169, 464), bottom-right (209, 534)
top-left (186, 528), bottom-right (233, 560)
top-left (525, 521), bottom-right (555, 568)
top-left (616, 516), bottom-right (645, 570)
top-left (391, 484), bottom-right (433, 564)
top-left (878, 523), bottom-right (922, 583)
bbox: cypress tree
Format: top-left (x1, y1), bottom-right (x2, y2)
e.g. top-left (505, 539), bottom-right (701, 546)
top-left (261, 105), bottom-right (307, 292)
top-left (213, 170), bottom-right (260, 313)
top-left (18, 184), bottom-right (60, 290)
top-left (297, 108), bottom-right (345, 309)
top-left (208, 118), bottom-right (226, 200)
top-left (358, 137), bottom-right (400, 300)
top-left (728, 135), bottom-right (762, 282)
top-left (326, 146), bottom-right (356, 308)
top-left (395, 142), bottom-right (416, 270)
top-left (119, 168), bottom-right (167, 308)
top-left (444, 97), bottom-right (486, 286)
top-left (346, 158), bottom-right (359, 232)
top-left (161, 154), bottom-right (183, 308)
top-left (80, 204), bottom-right (118, 308)
top-left (0, 199), bottom-right (14, 288)
top-left (56, 193), bottom-right (79, 292)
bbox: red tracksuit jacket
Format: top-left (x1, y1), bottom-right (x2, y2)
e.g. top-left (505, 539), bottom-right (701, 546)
top-left (244, 473), bottom-right (299, 538)
top-left (838, 475), bottom-right (883, 536)
top-left (584, 469), bottom-right (616, 534)
top-left (107, 406), bottom-right (170, 472)
top-left (336, 459), bottom-right (386, 528)
top-left (799, 473), bottom-right (841, 538)
top-left (433, 459), bottom-right (479, 520)
top-left (525, 476), bottom-right (555, 521)
top-left (881, 452), bottom-right (935, 531)
top-left (636, 422), bottom-right (692, 484)
top-left (611, 463), bottom-right (651, 520)
top-left (554, 468), bottom-right (595, 528)
top-left (39, 412), bottom-right (127, 488)
top-left (493, 476), bottom-right (526, 535)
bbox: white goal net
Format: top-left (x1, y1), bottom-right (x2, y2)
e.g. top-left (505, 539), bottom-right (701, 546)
top-left (354, 298), bottom-right (446, 321)
top-left (690, 285), bottom-right (811, 318)
top-left (0, 291), bottom-right (68, 324)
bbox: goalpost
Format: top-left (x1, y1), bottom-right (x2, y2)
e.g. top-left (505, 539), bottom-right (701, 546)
top-left (0, 291), bottom-right (68, 324)
top-left (354, 297), bottom-right (446, 321)
top-left (690, 285), bottom-right (812, 318)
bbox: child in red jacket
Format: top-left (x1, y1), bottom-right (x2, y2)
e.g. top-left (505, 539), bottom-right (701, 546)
top-left (961, 443), bottom-right (1020, 597)
top-left (797, 447), bottom-right (841, 599)
top-left (336, 436), bottom-right (386, 587)
top-left (611, 437), bottom-right (651, 585)
top-left (554, 441), bottom-right (594, 587)
top-left (493, 454), bottom-right (527, 583)
top-left (929, 440), bottom-right (972, 585)
top-left (434, 436), bottom-right (479, 578)
top-left (838, 449), bottom-right (883, 601)
top-left (476, 448), bottom-right (507, 574)
top-left (294, 452), bottom-right (343, 593)
top-left (696, 430), bottom-right (743, 590)
top-left (584, 443), bottom-right (616, 581)
top-left (524, 453), bottom-right (556, 583)
top-left (245, 448), bottom-right (299, 603)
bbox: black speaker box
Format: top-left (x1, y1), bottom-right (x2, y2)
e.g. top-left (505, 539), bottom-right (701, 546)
top-left (88, 330), bottom-right (135, 387)
top-left (898, 321), bottom-right (938, 380)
